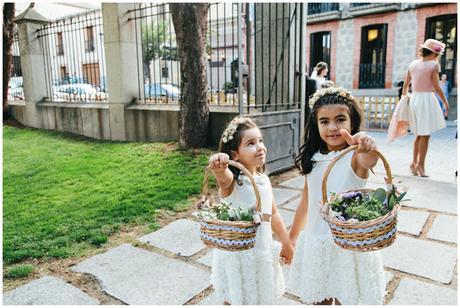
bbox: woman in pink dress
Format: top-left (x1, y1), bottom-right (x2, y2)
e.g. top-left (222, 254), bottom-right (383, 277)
top-left (402, 39), bottom-right (449, 177)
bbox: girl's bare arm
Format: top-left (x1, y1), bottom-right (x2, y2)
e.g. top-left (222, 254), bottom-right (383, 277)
top-left (209, 153), bottom-right (234, 197)
top-left (289, 178), bottom-right (308, 247)
top-left (402, 70), bottom-right (411, 96)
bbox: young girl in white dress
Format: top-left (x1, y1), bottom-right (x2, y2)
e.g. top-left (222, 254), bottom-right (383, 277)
top-left (287, 87), bottom-right (385, 305)
top-left (208, 116), bottom-right (294, 305)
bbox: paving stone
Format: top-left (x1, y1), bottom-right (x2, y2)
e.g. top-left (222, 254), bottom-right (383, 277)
top-left (367, 174), bottom-right (456, 214)
top-left (281, 196), bottom-right (301, 211)
top-left (138, 219), bottom-right (205, 257)
top-left (197, 249), bottom-right (213, 267)
top-left (381, 235), bottom-right (456, 283)
top-left (72, 244), bottom-right (210, 305)
top-left (385, 271), bottom-right (394, 288)
top-left (279, 176), bottom-right (304, 190)
top-left (389, 277), bottom-right (457, 305)
top-left (427, 214), bottom-right (457, 244)
top-left (278, 208), bottom-right (295, 228)
top-left (197, 291), bottom-right (301, 305)
top-left (397, 209), bottom-right (429, 236)
top-left (273, 188), bottom-right (301, 206)
top-left (3, 276), bottom-right (98, 305)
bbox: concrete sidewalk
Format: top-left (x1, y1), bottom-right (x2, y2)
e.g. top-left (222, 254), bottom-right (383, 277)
top-left (4, 127), bottom-right (457, 305)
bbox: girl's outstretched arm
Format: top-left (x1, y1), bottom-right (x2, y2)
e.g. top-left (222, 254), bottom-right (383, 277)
top-left (289, 178), bottom-right (309, 248)
top-left (209, 153), bottom-right (234, 197)
top-left (271, 200), bottom-right (293, 264)
top-left (340, 129), bottom-right (379, 179)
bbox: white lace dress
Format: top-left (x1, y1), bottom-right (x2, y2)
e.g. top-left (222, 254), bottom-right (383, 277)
top-left (287, 150), bottom-right (385, 305)
top-left (211, 173), bottom-right (285, 304)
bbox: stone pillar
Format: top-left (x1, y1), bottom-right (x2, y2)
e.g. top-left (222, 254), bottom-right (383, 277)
top-left (102, 3), bottom-right (141, 140)
top-left (15, 8), bottom-right (49, 128)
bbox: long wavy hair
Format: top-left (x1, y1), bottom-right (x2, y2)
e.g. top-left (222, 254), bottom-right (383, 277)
top-left (218, 117), bottom-right (265, 183)
top-left (295, 90), bottom-right (363, 175)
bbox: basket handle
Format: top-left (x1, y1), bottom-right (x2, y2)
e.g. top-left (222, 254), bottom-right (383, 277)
top-left (201, 160), bottom-right (261, 213)
top-left (321, 145), bottom-right (393, 205)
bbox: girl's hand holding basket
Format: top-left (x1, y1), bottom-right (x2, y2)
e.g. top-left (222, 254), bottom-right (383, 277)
top-left (321, 144), bottom-right (405, 252)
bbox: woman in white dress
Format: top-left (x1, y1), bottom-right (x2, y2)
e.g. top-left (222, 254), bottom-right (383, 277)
top-left (310, 62), bottom-right (329, 89)
top-left (402, 38), bottom-right (449, 177)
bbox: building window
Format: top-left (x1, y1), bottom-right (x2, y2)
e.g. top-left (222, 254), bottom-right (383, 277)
top-left (359, 24), bottom-right (387, 88)
top-left (426, 14), bottom-right (457, 87)
top-left (60, 66), bottom-right (67, 83)
top-left (85, 26), bottom-right (95, 52)
top-left (56, 32), bottom-right (64, 56)
top-left (309, 31), bottom-right (331, 78)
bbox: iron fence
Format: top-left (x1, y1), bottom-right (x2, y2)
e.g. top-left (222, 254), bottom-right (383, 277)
top-left (359, 63), bottom-right (386, 89)
top-left (8, 30), bottom-right (24, 101)
top-left (307, 3), bottom-right (340, 15)
top-left (128, 3), bottom-right (240, 105)
top-left (36, 10), bottom-right (108, 103)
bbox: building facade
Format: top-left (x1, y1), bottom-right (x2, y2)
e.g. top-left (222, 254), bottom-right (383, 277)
top-left (306, 2), bottom-right (457, 99)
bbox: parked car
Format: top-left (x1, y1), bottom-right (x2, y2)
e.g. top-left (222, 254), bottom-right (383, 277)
top-left (144, 83), bottom-right (180, 100)
top-left (53, 83), bottom-right (107, 102)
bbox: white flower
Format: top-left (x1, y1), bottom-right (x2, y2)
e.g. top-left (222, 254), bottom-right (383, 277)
top-left (222, 137), bottom-right (228, 143)
top-left (228, 135), bottom-right (233, 141)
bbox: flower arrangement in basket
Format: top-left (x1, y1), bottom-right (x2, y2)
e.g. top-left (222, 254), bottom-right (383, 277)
top-left (193, 160), bottom-right (262, 252)
top-left (321, 145), bottom-right (406, 252)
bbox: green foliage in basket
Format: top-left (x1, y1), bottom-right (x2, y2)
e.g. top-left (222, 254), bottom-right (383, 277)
top-left (193, 200), bottom-right (255, 222)
top-left (329, 185), bottom-right (408, 222)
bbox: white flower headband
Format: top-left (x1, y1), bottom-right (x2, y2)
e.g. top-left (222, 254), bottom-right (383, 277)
top-left (309, 86), bottom-right (356, 108)
top-left (221, 123), bottom-right (238, 144)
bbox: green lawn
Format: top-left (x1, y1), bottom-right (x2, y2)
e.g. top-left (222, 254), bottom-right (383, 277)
top-left (3, 126), bottom-right (211, 264)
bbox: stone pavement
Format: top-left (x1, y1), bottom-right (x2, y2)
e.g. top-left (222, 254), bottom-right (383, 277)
top-left (3, 127), bottom-right (457, 305)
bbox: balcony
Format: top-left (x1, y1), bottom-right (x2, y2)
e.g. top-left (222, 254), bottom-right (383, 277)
top-left (349, 3), bottom-right (400, 17)
top-left (359, 63), bottom-right (386, 89)
top-left (307, 3), bottom-right (341, 24)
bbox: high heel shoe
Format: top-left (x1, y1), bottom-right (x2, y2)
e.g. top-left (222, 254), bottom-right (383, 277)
top-left (416, 165), bottom-right (429, 177)
top-left (409, 163), bottom-right (418, 176)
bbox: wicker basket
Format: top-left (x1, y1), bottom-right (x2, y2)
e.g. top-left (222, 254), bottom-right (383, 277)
top-left (320, 145), bottom-right (401, 252)
top-left (198, 160), bottom-right (261, 252)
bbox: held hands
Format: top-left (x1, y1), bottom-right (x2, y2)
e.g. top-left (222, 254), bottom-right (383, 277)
top-left (208, 153), bottom-right (230, 172)
top-left (279, 241), bottom-right (294, 265)
top-left (340, 129), bottom-right (376, 153)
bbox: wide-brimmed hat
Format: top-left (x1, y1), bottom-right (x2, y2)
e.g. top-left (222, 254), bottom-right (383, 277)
top-left (420, 38), bottom-right (446, 55)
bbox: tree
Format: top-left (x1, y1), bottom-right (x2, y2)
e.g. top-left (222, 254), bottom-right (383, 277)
top-left (3, 3), bottom-right (15, 121)
top-left (170, 3), bottom-right (209, 148)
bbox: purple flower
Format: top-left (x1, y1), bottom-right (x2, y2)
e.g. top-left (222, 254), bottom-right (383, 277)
top-left (342, 191), bottom-right (362, 200)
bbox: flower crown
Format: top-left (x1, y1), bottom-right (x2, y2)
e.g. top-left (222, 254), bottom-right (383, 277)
top-left (221, 123), bottom-right (238, 143)
top-left (308, 86), bottom-right (356, 108)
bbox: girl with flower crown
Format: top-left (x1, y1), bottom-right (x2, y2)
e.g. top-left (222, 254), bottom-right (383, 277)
top-left (208, 116), bottom-right (293, 305)
top-left (287, 87), bottom-right (385, 305)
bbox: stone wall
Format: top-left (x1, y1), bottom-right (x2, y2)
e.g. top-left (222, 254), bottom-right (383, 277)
top-left (335, 19), bottom-right (354, 89)
top-left (392, 10), bottom-right (418, 84)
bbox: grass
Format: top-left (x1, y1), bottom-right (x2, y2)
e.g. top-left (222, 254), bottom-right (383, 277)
top-left (3, 126), bottom-right (211, 264)
top-left (4, 264), bottom-right (35, 279)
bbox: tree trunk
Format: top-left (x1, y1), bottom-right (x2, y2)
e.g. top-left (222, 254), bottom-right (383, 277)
top-left (170, 3), bottom-right (209, 149)
top-left (3, 3), bottom-right (15, 121)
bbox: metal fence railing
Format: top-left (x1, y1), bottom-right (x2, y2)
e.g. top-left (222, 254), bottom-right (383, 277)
top-left (307, 3), bottom-right (340, 15)
top-left (37, 10), bottom-right (108, 103)
top-left (357, 96), bottom-right (398, 130)
top-left (359, 63), bottom-right (386, 89)
top-left (128, 3), bottom-right (240, 105)
top-left (8, 30), bottom-right (24, 101)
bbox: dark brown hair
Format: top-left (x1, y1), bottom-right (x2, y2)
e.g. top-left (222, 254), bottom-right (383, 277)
top-left (218, 117), bottom-right (265, 182)
top-left (419, 48), bottom-right (435, 57)
top-left (295, 90), bottom-right (363, 175)
top-left (315, 61), bottom-right (328, 76)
